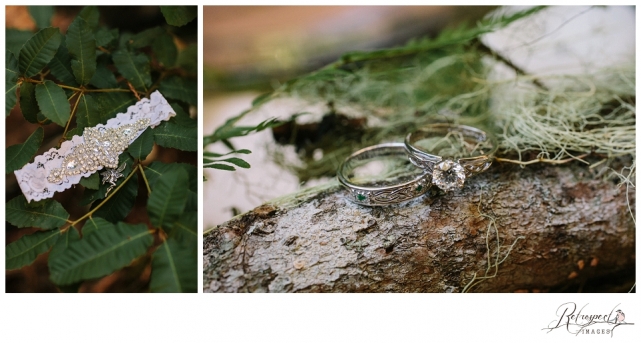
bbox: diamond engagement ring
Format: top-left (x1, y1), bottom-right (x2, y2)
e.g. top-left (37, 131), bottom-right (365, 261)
top-left (404, 124), bottom-right (497, 192)
top-left (338, 143), bottom-right (431, 206)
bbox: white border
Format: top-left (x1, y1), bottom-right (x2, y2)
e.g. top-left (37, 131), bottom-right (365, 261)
top-left (2, 3), bottom-right (639, 343)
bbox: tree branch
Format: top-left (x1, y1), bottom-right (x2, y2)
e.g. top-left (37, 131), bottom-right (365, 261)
top-left (204, 162), bottom-right (635, 292)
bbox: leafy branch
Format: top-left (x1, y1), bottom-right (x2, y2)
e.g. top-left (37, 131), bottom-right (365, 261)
top-left (5, 6), bottom-right (197, 293)
top-left (203, 117), bottom-right (283, 171)
top-left (69, 160), bottom-right (140, 227)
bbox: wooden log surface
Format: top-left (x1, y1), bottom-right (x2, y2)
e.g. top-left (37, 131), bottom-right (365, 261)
top-left (203, 162), bottom-right (635, 292)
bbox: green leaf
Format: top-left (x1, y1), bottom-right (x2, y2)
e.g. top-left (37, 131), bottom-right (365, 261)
top-left (176, 44), bottom-right (197, 72)
top-left (148, 168), bottom-right (188, 229)
top-left (160, 6), bottom-right (197, 27)
top-left (143, 162), bottom-right (188, 186)
top-left (89, 58), bottom-right (119, 89)
top-left (203, 149), bottom-right (251, 158)
top-left (6, 51), bottom-right (20, 116)
top-left (92, 92), bottom-right (136, 121)
top-left (49, 227), bottom-right (81, 259)
top-left (221, 139), bottom-right (236, 151)
top-left (184, 168), bottom-right (197, 211)
top-left (169, 211), bottom-right (197, 245)
top-left (6, 229), bottom-right (60, 270)
top-left (129, 26), bottom-right (164, 48)
top-left (29, 6), bottom-right (54, 29)
top-left (205, 117), bottom-right (281, 144)
top-left (6, 50), bottom-right (20, 82)
top-left (153, 120), bottom-right (197, 151)
top-left (6, 127), bottom-right (44, 173)
top-left (112, 48), bottom-right (151, 90)
top-left (38, 112), bottom-right (51, 124)
top-left (128, 128), bottom-right (154, 160)
top-left (35, 80), bottom-right (70, 126)
top-left (6, 29), bottom-right (34, 57)
top-left (92, 174), bottom-right (137, 223)
top-left (48, 228), bottom-right (81, 292)
top-left (95, 28), bottom-right (118, 47)
top-left (159, 76), bottom-right (197, 105)
top-left (82, 217), bottom-right (111, 237)
top-left (19, 27), bottom-right (62, 77)
top-left (168, 101), bottom-right (196, 127)
top-left (6, 195), bottom-right (70, 229)
top-left (64, 127), bottom-right (83, 140)
top-left (206, 157), bottom-right (250, 169)
top-left (75, 93), bottom-right (98, 130)
top-left (49, 222), bottom-right (153, 285)
top-left (80, 187), bottom-right (104, 206)
top-left (67, 16), bottom-right (96, 85)
top-left (252, 92), bottom-right (272, 107)
top-left (48, 37), bottom-right (79, 87)
top-left (149, 238), bottom-right (196, 293)
top-left (80, 172), bottom-right (100, 190)
top-left (19, 81), bottom-right (40, 123)
top-left (118, 32), bottom-right (133, 49)
top-left (78, 6), bottom-right (100, 30)
top-left (152, 32), bottom-right (178, 67)
top-left (76, 92), bottom-right (125, 130)
top-left (6, 82), bottom-right (19, 117)
top-left (205, 163), bottom-right (236, 171)
top-left (144, 162), bottom-right (196, 210)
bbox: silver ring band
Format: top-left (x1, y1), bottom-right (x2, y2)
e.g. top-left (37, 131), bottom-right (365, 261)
top-left (405, 124), bottom-right (497, 192)
top-left (338, 143), bottom-right (431, 206)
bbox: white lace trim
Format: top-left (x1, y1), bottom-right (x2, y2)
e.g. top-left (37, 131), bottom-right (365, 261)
top-left (15, 91), bottom-right (176, 202)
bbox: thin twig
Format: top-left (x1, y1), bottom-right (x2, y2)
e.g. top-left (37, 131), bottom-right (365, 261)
top-left (127, 81), bottom-right (141, 101)
top-left (23, 78), bottom-right (130, 93)
top-left (70, 164), bottom-right (138, 226)
top-left (146, 69), bottom-right (170, 98)
top-left (60, 91), bottom-right (83, 145)
top-left (475, 38), bottom-right (548, 91)
top-left (495, 153), bottom-right (590, 166)
top-left (139, 164), bottom-right (152, 195)
top-left (83, 88), bottom-right (131, 93)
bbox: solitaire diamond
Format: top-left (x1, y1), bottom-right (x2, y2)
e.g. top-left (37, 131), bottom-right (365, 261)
top-left (432, 160), bottom-right (465, 192)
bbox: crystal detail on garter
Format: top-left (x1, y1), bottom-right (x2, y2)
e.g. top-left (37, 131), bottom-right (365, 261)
top-left (46, 118), bottom-right (150, 184)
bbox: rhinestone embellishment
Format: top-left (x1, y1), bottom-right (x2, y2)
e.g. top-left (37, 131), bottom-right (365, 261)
top-left (101, 162), bottom-right (127, 196)
top-left (432, 159), bottom-right (466, 192)
top-left (47, 118), bottom-right (150, 184)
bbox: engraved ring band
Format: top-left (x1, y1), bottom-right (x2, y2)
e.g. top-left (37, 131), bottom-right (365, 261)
top-left (338, 143), bottom-right (431, 206)
top-left (404, 124), bottom-right (497, 192)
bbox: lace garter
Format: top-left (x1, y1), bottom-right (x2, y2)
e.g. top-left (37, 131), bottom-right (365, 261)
top-left (14, 91), bottom-right (176, 202)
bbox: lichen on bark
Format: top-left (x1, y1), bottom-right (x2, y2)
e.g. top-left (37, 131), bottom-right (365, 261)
top-left (204, 161), bottom-right (635, 292)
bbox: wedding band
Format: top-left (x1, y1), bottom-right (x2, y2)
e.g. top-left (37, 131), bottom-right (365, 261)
top-left (338, 143), bottom-right (431, 206)
top-left (405, 123), bottom-right (497, 192)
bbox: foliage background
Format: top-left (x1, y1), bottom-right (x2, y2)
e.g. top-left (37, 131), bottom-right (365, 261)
top-left (5, 6), bottom-right (198, 292)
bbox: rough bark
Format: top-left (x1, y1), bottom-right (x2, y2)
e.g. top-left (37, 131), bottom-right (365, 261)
top-left (204, 162), bottom-right (635, 292)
